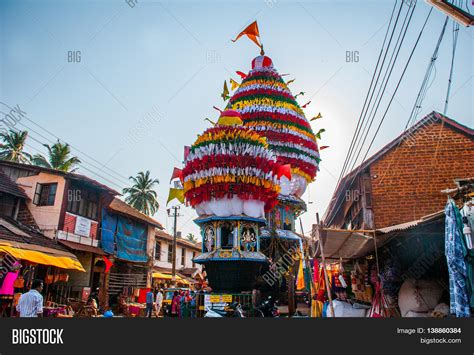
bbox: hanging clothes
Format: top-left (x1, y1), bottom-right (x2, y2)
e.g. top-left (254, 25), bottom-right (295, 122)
top-left (461, 202), bottom-right (474, 308)
top-left (296, 256), bottom-right (305, 291)
top-left (0, 270), bottom-right (19, 295)
top-left (445, 199), bottom-right (471, 317)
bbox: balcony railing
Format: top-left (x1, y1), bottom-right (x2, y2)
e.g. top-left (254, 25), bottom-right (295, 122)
top-left (57, 229), bottom-right (99, 247)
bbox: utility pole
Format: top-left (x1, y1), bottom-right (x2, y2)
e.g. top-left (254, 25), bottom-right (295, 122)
top-left (169, 206), bottom-right (180, 285)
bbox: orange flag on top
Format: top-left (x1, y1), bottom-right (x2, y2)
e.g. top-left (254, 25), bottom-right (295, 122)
top-left (232, 21), bottom-right (262, 49)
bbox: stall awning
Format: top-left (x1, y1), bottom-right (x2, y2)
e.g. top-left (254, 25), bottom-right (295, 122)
top-left (0, 244), bottom-right (85, 272)
top-left (152, 272), bottom-right (190, 285)
top-left (316, 228), bottom-right (382, 260)
top-left (59, 240), bottom-right (105, 255)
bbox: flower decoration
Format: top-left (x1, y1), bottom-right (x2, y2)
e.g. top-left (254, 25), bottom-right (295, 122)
top-left (227, 56), bottom-right (320, 183)
top-left (183, 110), bottom-right (280, 216)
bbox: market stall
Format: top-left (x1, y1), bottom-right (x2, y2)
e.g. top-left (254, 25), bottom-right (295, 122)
top-left (152, 272), bottom-right (191, 288)
top-left (0, 231), bottom-right (85, 317)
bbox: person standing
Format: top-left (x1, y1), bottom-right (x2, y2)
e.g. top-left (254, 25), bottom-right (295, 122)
top-left (155, 289), bottom-right (163, 317)
top-left (145, 289), bottom-right (154, 318)
top-left (171, 291), bottom-right (179, 317)
top-left (16, 279), bottom-right (43, 317)
top-left (189, 291), bottom-right (197, 318)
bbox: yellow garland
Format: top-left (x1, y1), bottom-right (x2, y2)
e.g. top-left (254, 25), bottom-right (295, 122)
top-left (291, 167), bottom-right (314, 183)
top-left (193, 127), bottom-right (268, 148)
top-left (184, 175), bottom-right (280, 193)
top-left (217, 115), bottom-right (243, 126)
top-left (244, 121), bottom-right (317, 142)
top-left (231, 98), bottom-right (305, 116)
top-left (239, 78), bottom-right (288, 91)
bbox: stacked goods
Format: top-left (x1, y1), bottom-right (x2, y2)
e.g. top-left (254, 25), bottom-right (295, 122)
top-left (183, 110), bottom-right (280, 218)
top-left (227, 55), bottom-right (320, 196)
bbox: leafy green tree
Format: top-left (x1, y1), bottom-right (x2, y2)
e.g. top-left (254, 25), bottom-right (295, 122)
top-left (31, 140), bottom-right (81, 172)
top-left (123, 171), bottom-right (160, 215)
top-left (0, 130), bottom-right (32, 163)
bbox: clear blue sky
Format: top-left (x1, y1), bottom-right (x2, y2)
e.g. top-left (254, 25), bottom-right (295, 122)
top-left (1, 0), bottom-right (473, 238)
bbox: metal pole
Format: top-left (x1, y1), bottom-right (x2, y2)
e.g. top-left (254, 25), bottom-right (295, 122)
top-left (316, 213), bottom-right (335, 317)
top-left (171, 206), bottom-right (179, 285)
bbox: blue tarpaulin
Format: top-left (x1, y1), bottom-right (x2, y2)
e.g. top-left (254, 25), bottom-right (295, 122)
top-left (101, 208), bottom-right (148, 262)
top-left (101, 208), bottom-right (118, 254)
top-left (116, 217), bottom-right (147, 262)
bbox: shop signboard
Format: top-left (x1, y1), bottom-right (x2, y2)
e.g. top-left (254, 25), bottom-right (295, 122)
top-left (75, 216), bottom-right (92, 237)
top-left (204, 294), bottom-right (232, 311)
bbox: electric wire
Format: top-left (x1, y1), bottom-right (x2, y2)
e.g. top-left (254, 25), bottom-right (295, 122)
top-left (15, 120), bottom-right (130, 186)
top-left (336, 0), bottom-right (402, 187)
top-left (346, 2), bottom-right (417, 174)
top-left (443, 18), bottom-right (460, 114)
top-left (325, 6), bottom-right (433, 226)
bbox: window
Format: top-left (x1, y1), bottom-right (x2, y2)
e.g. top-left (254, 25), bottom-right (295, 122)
top-left (66, 183), bottom-right (99, 220)
top-left (181, 248), bottom-right (185, 266)
top-left (220, 223), bottom-right (234, 249)
top-left (33, 183), bottom-right (57, 206)
top-left (155, 242), bottom-right (161, 260)
top-left (167, 244), bottom-right (173, 263)
top-left (0, 194), bottom-right (16, 218)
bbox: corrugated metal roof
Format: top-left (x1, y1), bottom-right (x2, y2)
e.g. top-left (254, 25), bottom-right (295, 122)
top-left (317, 228), bottom-right (377, 260)
top-left (376, 210), bottom-right (445, 234)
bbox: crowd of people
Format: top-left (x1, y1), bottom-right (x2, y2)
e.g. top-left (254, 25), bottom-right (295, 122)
top-left (145, 288), bottom-right (197, 318)
top-left (14, 280), bottom-right (200, 318)
top-left (171, 290), bottom-right (197, 318)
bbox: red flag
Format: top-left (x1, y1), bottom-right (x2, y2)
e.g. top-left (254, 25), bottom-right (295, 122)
top-left (102, 256), bottom-right (113, 273)
top-left (184, 146), bottom-right (190, 161)
top-left (232, 21), bottom-right (262, 49)
top-left (277, 164), bottom-right (292, 180)
top-left (170, 167), bottom-right (183, 183)
top-left (320, 146), bottom-right (330, 150)
top-left (236, 71), bottom-right (247, 79)
top-left (302, 101), bottom-right (311, 108)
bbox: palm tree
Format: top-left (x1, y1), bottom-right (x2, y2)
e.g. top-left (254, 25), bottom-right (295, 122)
top-left (186, 233), bottom-right (197, 243)
top-left (0, 130), bottom-right (32, 163)
top-left (122, 171), bottom-right (160, 215)
top-left (31, 140), bottom-right (81, 172)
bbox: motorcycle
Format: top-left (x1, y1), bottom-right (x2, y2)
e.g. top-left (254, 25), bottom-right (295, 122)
top-left (204, 302), bottom-right (245, 318)
top-left (255, 296), bottom-right (279, 317)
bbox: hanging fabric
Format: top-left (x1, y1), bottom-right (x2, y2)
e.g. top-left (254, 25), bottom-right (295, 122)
top-left (367, 281), bottom-right (390, 318)
top-left (445, 198), bottom-right (471, 317)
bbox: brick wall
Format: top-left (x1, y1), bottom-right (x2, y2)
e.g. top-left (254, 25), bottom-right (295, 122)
top-left (369, 120), bottom-right (474, 228)
top-left (17, 201), bottom-right (39, 229)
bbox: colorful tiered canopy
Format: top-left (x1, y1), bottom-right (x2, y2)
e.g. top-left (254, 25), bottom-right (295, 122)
top-left (227, 55), bottom-right (320, 185)
top-left (183, 110), bottom-right (280, 217)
